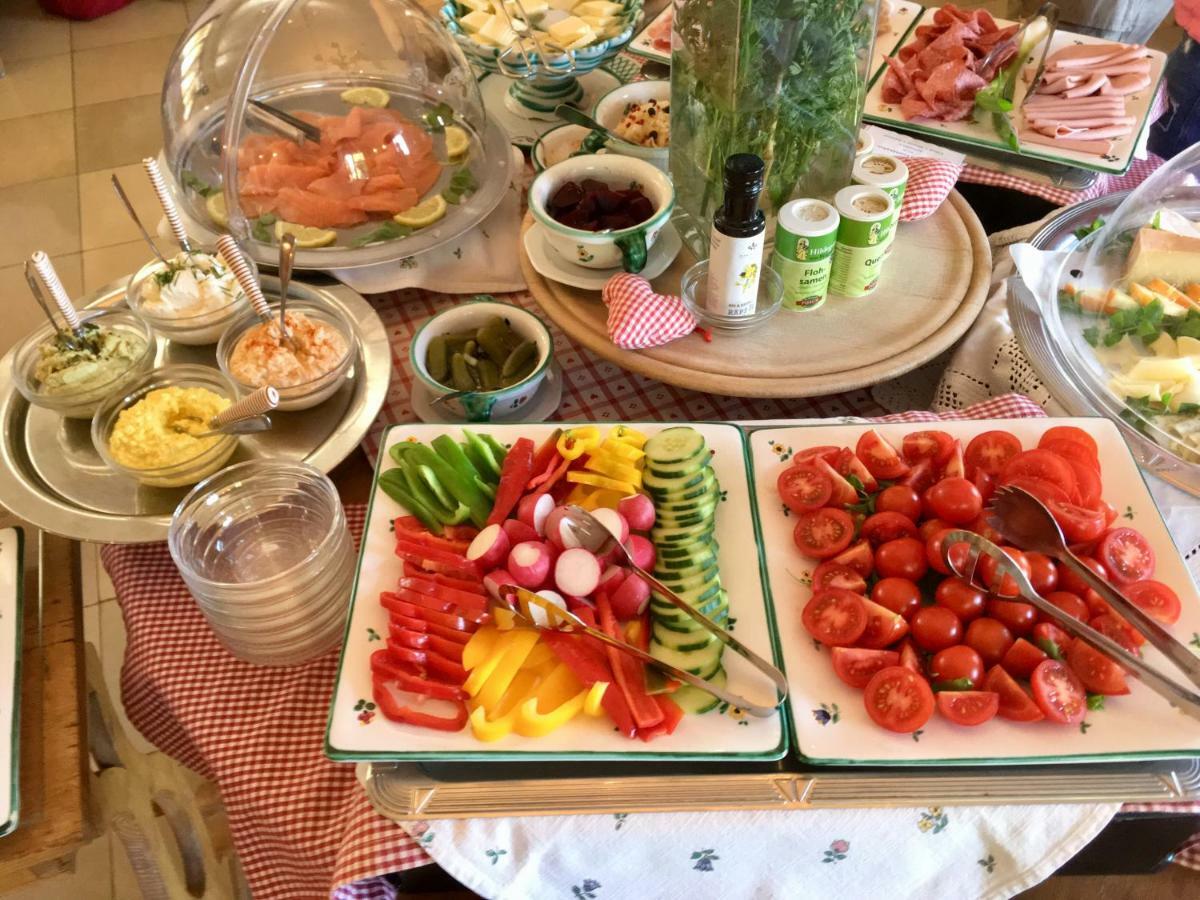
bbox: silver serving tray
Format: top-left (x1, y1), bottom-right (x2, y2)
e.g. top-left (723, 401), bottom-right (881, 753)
top-left (0, 275), bottom-right (390, 543)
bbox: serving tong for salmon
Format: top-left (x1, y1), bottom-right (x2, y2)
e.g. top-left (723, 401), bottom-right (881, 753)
top-left (248, 99), bottom-right (323, 143)
top-left (945, 487), bottom-right (1200, 721)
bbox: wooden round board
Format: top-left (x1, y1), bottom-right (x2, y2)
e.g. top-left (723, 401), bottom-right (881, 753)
top-left (522, 190), bottom-right (991, 398)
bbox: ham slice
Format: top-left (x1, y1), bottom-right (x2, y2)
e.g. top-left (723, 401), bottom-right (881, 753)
top-left (1020, 129), bottom-right (1114, 155)
top-left (1025, 114), bottom-right (1135, 129)
top-left (1101, 72), bottom-right (1152, 95)
top-left (1032, 121), bottom-right (1133, 140)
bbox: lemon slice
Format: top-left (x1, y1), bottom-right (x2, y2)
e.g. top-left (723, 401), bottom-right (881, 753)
top-left (205, 191), bottom-right (228, 228)
top-left (394, 194), bottom-right (447, 229)
top-left (340, 86), bottom-right (390, 108)
top-left (274, 220), bottom-right (338, 248)
top-left (445, 125), bottom-right (470, 160)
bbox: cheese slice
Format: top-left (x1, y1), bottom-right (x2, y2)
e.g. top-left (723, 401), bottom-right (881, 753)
top-left (1126, 227), bottom-right (1200, 302)
top-left (505, 0), bottom-right (549, 16)
top-left (476, 14), bottom-right (517, 45)
top-left (459, 0), bottom-right (495, 11)
top-left (564, 28), bottom-right (599, 48)
top-left (460, 9), bottom-right (493, 30)
top-left (1110, 376), bottom-right (1166, 402)
top-left (581, 13), bottom-right (616, 27)
top-left (548, 15), bottom-right (590, 41)
top-left (574, 0), bottom-right (622, 14)
top-left (547, 0), bottom-right (578, 10)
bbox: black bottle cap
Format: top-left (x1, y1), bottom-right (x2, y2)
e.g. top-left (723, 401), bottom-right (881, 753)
top-left (721, 153), bottom-right (765, 227)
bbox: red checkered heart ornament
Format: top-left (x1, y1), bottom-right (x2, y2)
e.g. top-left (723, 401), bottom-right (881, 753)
top-left (899, 157), bottom-right (965, 222)
top-left (602, 273), bottom-right (698, 350)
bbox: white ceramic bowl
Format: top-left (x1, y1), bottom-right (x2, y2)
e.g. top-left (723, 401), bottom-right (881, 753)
top-left (528, 155), bottom-right (674, 273)
top-left (533, 124), bottom-right (597, 173)
top-left (593, 79), bottom-right (670, 172)
top-left (410, 300), bottom-right (554, 422)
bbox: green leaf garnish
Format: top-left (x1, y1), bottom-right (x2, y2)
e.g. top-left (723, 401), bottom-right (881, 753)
top-left (932, 677), bottom-right (975, 692)
top-left (251, 213), bottom-right (277, 243)
top-left (422, 102), bottom-right (455, 132)
top-left (181, 169), bottom-right (218, 197)
top-left (351, 220), bottom-right (414, 247)
top-left (1086, 693), bottom-right (1105, 711)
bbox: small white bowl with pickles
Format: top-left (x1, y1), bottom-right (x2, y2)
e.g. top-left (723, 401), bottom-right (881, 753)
top-left (409, 300), bottom-right (554, 422)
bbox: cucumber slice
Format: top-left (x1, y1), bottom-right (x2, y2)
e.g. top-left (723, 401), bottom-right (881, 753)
top-left (654, 507), bottom-right (717, 530)
top-left (643, 427), bottom-right (707, 467)
top-left (643, 465), bottom-right (707, 493)
top-left (650, 578), bottom-right (722, 610)
top-left (654, 563), bottom-right (719, 591)
top-left (654, 604), bottom-right (729, 633)
top-left (651, 522), bottom-right (715, 544)
top-left (652, 622), bottom-right (719, 653)
top-left (654, 485), bottom-right (720, 514)
top-left (653, 589), bottom-right (727, 620)
top-left (656, 536), bottom-right (718, 559)
top-left (644, 468), bottom-right (716, 500)
top-left (656, 546), bottom-right (717, 572)
top-left (650, 636), bottom-right (724, 675)
top-left (672, 668), bottom-right (727, 714)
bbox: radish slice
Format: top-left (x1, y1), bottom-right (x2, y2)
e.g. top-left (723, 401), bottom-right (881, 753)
top-left (627, 534), bottom-right (656, 571)
top-left (518, 493), bottom-right (554, 536)
top-left (502, 519), bottom-right (539, 545)
top-left (610, 572), bottom-right (650, 620)
top-left (591, 507), bottom-right (629, 545)
top-left (507, 541), bottom-right (552, 589)
top-left (466, 523), bottom-right (511, 571)
top-left (598, 565), bottom-right (626, 593)
top-left (618, 493), bottom-right (655, 531)
top-left (543, 507), bottom-right (583, 551)
top-left (483, 569), bottom-right (518, 601)
top-left (530, 589), bottom-right (567, 627)
top-left (554, 547), bottom-right (601, 598)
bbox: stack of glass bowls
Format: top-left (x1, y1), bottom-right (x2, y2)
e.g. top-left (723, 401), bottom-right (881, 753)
top-left (168, 460), bottom-right (355, 666)
top-left (1045, 144), bottom-right (1200, 497)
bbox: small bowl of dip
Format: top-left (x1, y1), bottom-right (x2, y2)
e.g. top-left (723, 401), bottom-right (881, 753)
top-left (92, 364), bottom-right (240, 488)
top-left (216, 299), bottom-right (356, 412)
top-left (127, 249), bottom-right (253, 345)
top-left (11, 308), bottom-right (156, 419)
top-left (593, 80), bottom-right (670, 173)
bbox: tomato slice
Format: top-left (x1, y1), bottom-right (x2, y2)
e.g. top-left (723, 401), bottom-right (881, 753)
top-left (899, 458), bottom-right (936, 494)
top-left (831, 540), bottom-right (873, 577)
top-left (1001, 450), bottom-right (1079, 501)
top-left (1000, 637), bottom-right (1048, 679)
top-left (794, 445), bottom-right (840, 467)
top-left (1041, 438), bottom-right (1101, 472)
top-left (862, 666), bottom-right (935, 733)
top-left (858, 597), bottom-right (911, 649)
top-left (936, 690), bottom-right (999, 727)
top-left (1059, 455), bottom-right (1103, 509)
top-left (860, 511), bottom-right (919, 546)
top-left (897, 639), bottom-right (924, 674)
top-left (964, 430), bottom-right (1022, 477)
top-left (855, 429), bottom-right (910, 480)
top-left (792, 507), bottom-right (855, 560)
top-left (1037, 426), bottom-right (1099, 459)
top-left (1089, 613), bottom-right (1145, 652)
top-left (1096, 528), bottom-right (1156, 585)
top-left (1000, 475), bottom-right (1071, 507)
top-left (1046, 499), bottom-right (1107, 544)
top-left (811, 561), bottom-right (868, 595)
top-left (940, 439), bottom-right (965, 480)
top-left (1030, 659), bottom-right (1087, 725)
top-left (984, 665), bottom-right (1044, 722)
top-left (836, 447), bottom-right (878, 493)
top-left (801, 587), bottom-right (868, 647)
top-left (814, 458), bottom-right (860, 507)
top-left (1065, 640), bottom-right (1130, 696)
top-left (831, 647), bottom-right (900, 689)
top-left (1123, 580), bottom-right (1182, 626)
top-left (778, 464), bottom-right (832, 513)
top-left (901, 430), bottom-right (955, 465)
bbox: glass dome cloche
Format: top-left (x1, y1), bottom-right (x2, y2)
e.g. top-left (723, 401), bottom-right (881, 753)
top-left (161, 0), bottom-right (515, 271)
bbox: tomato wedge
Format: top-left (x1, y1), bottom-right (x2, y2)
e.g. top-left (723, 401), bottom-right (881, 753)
top-left (855, 429), bottom-right (910, 480)
top-left (984, 665), bottom-right (1044, 722)
top-left (836, 447), bottom-right (878, 492)
top-left (811, 561), bottom-right (868, 595)
top-left (1096, 528), bottom-right (1156, 585)
top-left (1000, 637), bottom-right (1048, 679)
top-left (863, 666), bottom-right (934, 733)
top-left (1123, 580), bottom-right (1182, 626)
top-left (860, 511), bottom-right (919, 546)
top-left (778, 464), bottom-right (832, 513)
top-left (858, 597), bottom-right (910, 649)
top-left (1089, 613), bottom-right (1145, 652)
top-left (1030, 659), bottom-right (1087, 725)
top-left (793, 508), bottom-right (855, 560)
top-left (902, 430), bottom-right (955, 465)
top-left (1032, 621), bottom-right (1072, 659)
top-left (830, 540), bottom-right (873, 577)
top-left (1001, 450), bottom-right (1078, 501)
top-left (900, 458), bottom-right (936, 494)
top-left (814, 458), bottom-right (860, 507)
top-left (831, 647), bottom-right (900, 689)
top-left (793, 445), bottom-right (840, 467)
top-left (1000, 475), bottom-right (1071, 507)
top-left (898, 639), bottom-right (924, 674)
top-left (1066, 640), bottom-right (1130, 696)
top-left (1038, 426), bottom-right (1098, 459)
top-left (1046, 499), bottom-right (1107, 544)
top-left (802, 588), bottom-right (868, 647)
top-left (940, 440), bottom-right (965, 480)
top-left (936, 691), bottom-right (999, 727)
top-left (964, 430), bottom-right (1022, 477)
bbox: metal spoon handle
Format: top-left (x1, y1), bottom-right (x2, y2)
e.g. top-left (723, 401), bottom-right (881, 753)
top-left (111, 174), bottom-right (168, 265)
top-left (29, 251), bottom-right (82, 333)
top-left (22, 261), bottom-right (66, 335)
top-left (142, 157), bottom-right (191, 252)
top-left (277, 232), bottom-right (296, 340)
top-left (216, 235), bottom-right (272, 320)
top-left (210, 386), bottom-right (279, 429)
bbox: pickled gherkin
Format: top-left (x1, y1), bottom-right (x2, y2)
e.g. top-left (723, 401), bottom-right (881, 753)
top-left (424, 315), bottom-right (540, 392)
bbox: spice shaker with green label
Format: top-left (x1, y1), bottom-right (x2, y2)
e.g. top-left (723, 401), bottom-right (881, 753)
top-left (771, 199), bottom-right (840, 312)
top-left (851, 153), bottom-right (908, 256)
top-left (828, 185), bottom-right (894, 298)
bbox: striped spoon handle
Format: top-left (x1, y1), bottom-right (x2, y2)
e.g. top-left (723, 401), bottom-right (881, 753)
top-left (142, 157), bottom-right (191, 251)
top-left (29, 251), bottom-right (81, 332)
top-left (210, 386), bottom-right (279, 428)
top-left (216, 235), bottom-right (272, 320)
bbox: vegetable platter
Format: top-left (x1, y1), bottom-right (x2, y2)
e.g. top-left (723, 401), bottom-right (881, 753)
top-left (326, 422), bottom-right (787, 762)
top-left (750, 417), bottom-right (1200, 766)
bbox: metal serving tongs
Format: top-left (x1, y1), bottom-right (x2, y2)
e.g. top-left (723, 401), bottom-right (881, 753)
top-left (943, 496), bottom-right (1200, 722)
top-left (1018, 2), bottom-right (1061, 106)
top-left (495, 0), bottom-right (576, 80)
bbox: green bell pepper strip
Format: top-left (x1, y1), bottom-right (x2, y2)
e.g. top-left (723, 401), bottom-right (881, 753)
top-left (462, 430), bottom-right (502, 482)
top-left (399, 462), bottom-right (455, 521)
top-left (415, 439), bottom-right (492, 528)
top-left (480, 433), bottom-right (508, 467)
top-left (473, 475), bottom-right (496, 501)
top-left (377, 470), bottom-right (444, 534)
top-left (416, 463), bottom-right (456, 512)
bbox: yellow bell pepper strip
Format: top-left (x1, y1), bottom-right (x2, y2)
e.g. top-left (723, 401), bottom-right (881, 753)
top-left (566, 471), bottom-right (639, 495)
top-left (515, 690), bottom-right (587, 737)
top-left (530, 661), bottom-right (586, 708)
top-left (462, 625), bottom-right (502, 671)
top-left (580, 489), bottom-right (625, 511)
top-left (583, 454), bottom-right (642, 485)
top-left (522, 640), bottom-right (559, 671)
top-left (610, 425), bottom-right (647, 449)
top-left (463, 629), bottom-right (519, 695)
top-left (474, 628), bottom-right (541, 710)
top-left (469, 704), bottom-right (519, 742)
top-left (583, 681), bottom-right (608, 716)
top-left (556, 426), bottom-right (601, 460)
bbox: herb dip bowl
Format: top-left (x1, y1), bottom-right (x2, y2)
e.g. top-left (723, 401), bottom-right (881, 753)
top-left (126, 250), bottom-right (254, 346)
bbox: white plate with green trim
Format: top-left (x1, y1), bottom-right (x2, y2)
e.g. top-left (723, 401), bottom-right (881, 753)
top-left (627, 5), bottom-right (672, 64)
top-left (749, 418), bottom-right (1200, 766)
top-left (862, 8), bottom-right (1166, 175)
top-left (0, 528), bottom-right (22, 836)
top-left (867, 0), bottom-right (924, 88)
top-left (326, 422), bottom-right (787, 762)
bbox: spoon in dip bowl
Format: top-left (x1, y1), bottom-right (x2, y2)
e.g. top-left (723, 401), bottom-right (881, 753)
top-left (143, 156), bottom-right (194, 255)
top-left (171, 385), bottom-right (279, 439)
top-left (216, 235), bottom-right (299, 353)
top-left (277, 232), bottom-right (297, 347)
top-left (111, 174), bottom-right (168, 265)
top-left (29, 251), bottom-right (89, 349)
top-left (23, 261), bottom-right (78, 350)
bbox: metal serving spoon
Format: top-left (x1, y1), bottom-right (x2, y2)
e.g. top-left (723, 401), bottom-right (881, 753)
top-left (111, 174), bottom-right (168, 265)
top-left (23, 261), bottom-right (78, 349)
top-left (553, 104), bottom-right (636, 148)
top-left (277, 232), bottom-right (296, 345)
top-left (170, 385), bottom-right (279, 439)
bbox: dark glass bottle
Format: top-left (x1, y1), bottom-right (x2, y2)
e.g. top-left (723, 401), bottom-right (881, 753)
top-left (706, 154), bottom-right (766, 317)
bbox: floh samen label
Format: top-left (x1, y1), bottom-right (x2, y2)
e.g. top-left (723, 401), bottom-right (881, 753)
top-left (773, 199), bottom-right (839, 312)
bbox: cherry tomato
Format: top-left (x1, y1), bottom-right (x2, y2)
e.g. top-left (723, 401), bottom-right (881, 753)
top-left (855, 429), bottom-right (910, 480)
top-left (1038, 426), bottom-right (1098, 459)
top-left (911, 606), bottom-right (963, 653)
top-left (918, 516), bottom-right (950, 542)
top-left (902, 430), bottom-right (955, 465)
top-left (1030, 659), bottom-right (1087, 725)
top-left (1057, 557), bottom-right (1107, 597)
top-left (1043, 590), bottom-right (1089, 622)
top-left (860, 511), bottom-right (919, 546)
top-left (984, 665), bottom-right (1044, 722)
top-left (793, 508), bottom-right (855, 560)
top-left (871, 577), bottom-right (922, 619)
top-left (1124, 580), bottom-right (1182, 626)
top-left (1002, 449), bottom-right (1079, 501)
top-left (1089, 613), bottom-right (1145, 653)
top-left (863, 666), bottom-right (934, 733)
top-left (1065, 640), bottom-right (1130, 696)
top-left (973, 468), bottom-right (996, 504)
top-left (831, 540), bottom-right (874, 577)
top-left (936, 690), bottom-right (999, 727)
top-left (900, 458), bottom-right (936, 494)
top-left (967, 514), bottom-right (1003, 544)
top-left (926, 528), bottom-right (970, 576)
top-left (875, 537), bottom-right (928, 581)
top-left (979, 546), bottom-right (1031, 597)
top-left (801, 588), bottom-right (867, 647)
top-left (778, 465), bottom-right (832, 513)
top-left (1000, 637), bottom-right (1048, 679)
top-left (964, 617), bottom-right (1015, 668)
top-left (831, 647), bottom-right (900, 689)
top-left (1046, 499), bottom-right (1107, 544)
top-left (876, 485), bottom-right (921, 521)
top-left (934, 577), bottom-right (987, 622)
top-left (1096, 528), bottom-right (1156, 585)
top-left (858, 598), bottom-right (910, 649)
top-left (923, 477), bottom-right (983, 525)
top-left (793, 445), bottom-right (840, 467)
top-left (964, 430), bottom-right (1022, 477)
top-left (1000, 474), bottom-right (1071, 506)
top-left (1032, 621), bottom-right (1072, 659)
top-left (811, 561), bottom-right (868, 595)
top-left (812, 458), bottom-right (859, 506)
top-left (988, 598), bottom-right (1037, 637)
top-left (1025, 552), bottom-right (1059, 595)
top-left (898, 639), bottom-right (924, 674)
top-left (930, 644), bottom-right (984, 688)
top-left (835, 447), bottom-right (878, 493)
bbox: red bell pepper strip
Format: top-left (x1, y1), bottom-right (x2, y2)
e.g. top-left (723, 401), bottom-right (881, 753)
top-left (393, 547), bottom-right (479, 580)
top-left (542, 631), bottom-right (637, 739)
top-left (391, 587), bottom-right (490, 625)
top-left (392, 517), bottom-right (473, 554)
top-left (371, 649), bottom-right (466, 700)
top-left (597, 593), bottom-right (663, 731)
top-left (394, 537), bottom-right (479, 573)
top-left (384, 639), bottom-right (468, 684)
top-left (401, 561), bottom-right (484, 592)
top-left (397, 577), bottom-right (489, 613)
top-left (391, 629), bottom-right (430, 650)
top-left (388, 627), bottom-right (464, 663)
top-left (532, 457), bottom-right (572, 497)
top-left (638, 695), bottom-right (685, 743)
top-left (636, 611), bottom-right (651, 653)
top-left (381, 595), bottom-right (473, 633)
top-left (388, 616), bottom-right (473, 647)
top-left (371, 670), bottom-right (468, 731)
top-left (487, 437), bottom-right (535, 525)
top-left (530, 429), bottom-right (563, 477)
